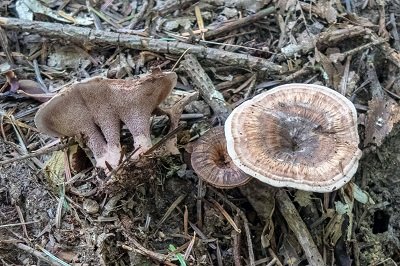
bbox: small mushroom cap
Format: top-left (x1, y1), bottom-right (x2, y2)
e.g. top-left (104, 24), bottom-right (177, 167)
top-left (191, 127), bottom-right (251, 189)
top-left (225, 83), bottom-right (362, 192)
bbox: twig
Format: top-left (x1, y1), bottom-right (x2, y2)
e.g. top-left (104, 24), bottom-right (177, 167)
top-left (32, 59), bottom-right (48, 93)
top-left (209, 188), bottom-right (255, 266)
top-left (0, 220), bottom-right (40, 228)
top-left (171, 47), bottom-right (191, 71)
top-left (242, 214), bottom-right (255, 266)
top-left (0, 26), bottom-right (13, 64)
top-left (204, 7), bottom-right (275, 39)
top-left (180, 54), bottom-right (231, 122)
top-left (275, 189), bottom-right (325, 266)
top-left (15, 205), bottom-right (30, 240)
top-left (196, 178), bottom-right (204, 229)
top-left (12, 242), bottom-right (64, 266)
top-left (183, 205), bottom-right (189, 236)
top-left (216, 241), bottom-right (223, 266)
top-left (183, 233), bottom-right (196, 260)
top-left (121, 233), bottom-right (175, 265)
top-left (389, 13), bottom-right (400, 51)
top-left (232, 214), bottom-right (241, 266)
top-left (370, 32), bottom-right (400, 69)
top-left (189, 222), bottom-right (216, 249)
top-left (209, 198), bottom-right (241, 233)
top-left (86, 0), bottom-right (103, 30)
top-left (86, 5), bottom-right (121, 29)
top-left (143, 122), bottom-right (187, 155)
top-left (268, 248), bottom-right (283, 266)
top-left (35, 244), bottom-right (71, 266)
top-left (128, 0), bottom-right (152, 29)
top-left (0, 141), bottom-right (74, 166)
top-left (155, 194), bottom-right (186, 229)
top-left (0, 17), bottom-right (282, 72)
top-left (266, 257), bottom-right (278, 266)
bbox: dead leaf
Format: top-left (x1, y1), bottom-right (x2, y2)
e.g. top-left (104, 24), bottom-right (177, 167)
top-left (315, 48), bottom-right (341, 89)
top-left (364, 97), bottom-right (400, 146)
top-left (158, 91), bottom-right (199, 156)
top-left (44, 144), bottom-right (91, 189)
top-left (299, 1), bottom-right (337, 24)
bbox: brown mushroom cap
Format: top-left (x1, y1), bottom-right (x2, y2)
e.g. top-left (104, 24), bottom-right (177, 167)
top-left (35, 70), bottom-right (177, 169)
top-left (225, 83), bottom-right (362, 192)
top-left (191, 127), bottom-right (251, 188)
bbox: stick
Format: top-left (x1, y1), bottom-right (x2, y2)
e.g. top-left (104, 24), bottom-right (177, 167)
top-left (204, 7), bottom-right (275, 39)
top-left (121, 233), bottom-right (175, 265)
top-left (180, 54), bottom-right (231, 122)
top-left (0, 141), bottom-right (73, 166)
top-left (209, 187), bottom-right (255, 266)
top-left (0, 17), bottom-right (282, 72)
top-left (275, 189), bottom-right (325, 266)
top-left (13, 242), bottom-right (64, 266)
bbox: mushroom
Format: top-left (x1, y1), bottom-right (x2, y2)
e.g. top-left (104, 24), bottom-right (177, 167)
top-left (191, 126), bottom-right (251, 188)
top-left (35, 70), bottom-right (177, 169)
top-left (224, 83), bottom-right (362, 192)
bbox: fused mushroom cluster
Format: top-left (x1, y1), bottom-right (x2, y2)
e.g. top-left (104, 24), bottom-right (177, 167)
top-left (191, 127), bottom-right (251, 188)
top-left (35, 70), bottom-right (177, 169)
top-left (225, 83), bottom-right (362, 192)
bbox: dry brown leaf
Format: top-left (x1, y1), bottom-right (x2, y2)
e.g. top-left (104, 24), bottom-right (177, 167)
top-left (315, 48), bottom-right (341, 89)
top-left (158, 91), bottom-right (199, 155)
top-left (299, 1), bottom-right (337, 24)
top-left (364, 97), bottom-right (400, 146)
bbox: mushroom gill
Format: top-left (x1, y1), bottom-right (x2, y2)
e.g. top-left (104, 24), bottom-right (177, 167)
top-left (191, 127), bottom-right (251, 189)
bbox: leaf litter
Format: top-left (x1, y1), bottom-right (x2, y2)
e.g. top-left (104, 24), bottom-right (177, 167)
top-left (0, 0), bottom-right (400, 265)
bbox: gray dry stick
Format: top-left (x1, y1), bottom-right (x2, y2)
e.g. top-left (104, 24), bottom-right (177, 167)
top-left (204, 6), bottom-right (275, 39)
top-left (0, 17), bottom-right (282, 72)
top-left (180, 54), bottom-right (231, 122)
top-left (275, 189), bottom-right (325, 266)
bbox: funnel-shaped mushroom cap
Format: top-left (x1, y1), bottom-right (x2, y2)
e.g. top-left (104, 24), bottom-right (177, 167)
top-left (35, 70), bottom-right (177, 169)
top-left (191, 127), bottom-right (251, 188)
top-left (225, 83), bottom-right (362, 192)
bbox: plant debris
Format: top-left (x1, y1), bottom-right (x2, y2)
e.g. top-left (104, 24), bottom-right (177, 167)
top-left (0, 0), bottom-right (400, 265)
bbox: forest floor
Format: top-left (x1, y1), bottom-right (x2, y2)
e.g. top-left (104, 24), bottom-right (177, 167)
top-left (0, 0), bottom-right (400, 265)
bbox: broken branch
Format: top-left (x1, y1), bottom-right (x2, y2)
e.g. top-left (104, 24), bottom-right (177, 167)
top-left (0, 17), bottom-right (282, 72)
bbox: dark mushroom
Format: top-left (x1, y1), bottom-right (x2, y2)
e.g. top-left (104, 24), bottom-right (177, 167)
top-left (191, 126), bottom-right (251, 188)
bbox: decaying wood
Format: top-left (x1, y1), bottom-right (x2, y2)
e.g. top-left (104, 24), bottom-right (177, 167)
top-left (180, 54), bottom-right (231, 122)
top-left (0, 17), bottom-right (283, 72)
top-left (276, 189), bottom-right (325, 266)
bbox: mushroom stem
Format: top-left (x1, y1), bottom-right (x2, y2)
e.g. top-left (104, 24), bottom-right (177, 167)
top-left (121, 113), bottom-right (153, 159)
top-left (34, 71), bottom-right (177, 170)
top-left (80, 124), bottom-right (108, 169)
top-left (93, 113), bottom-right (122, 168)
